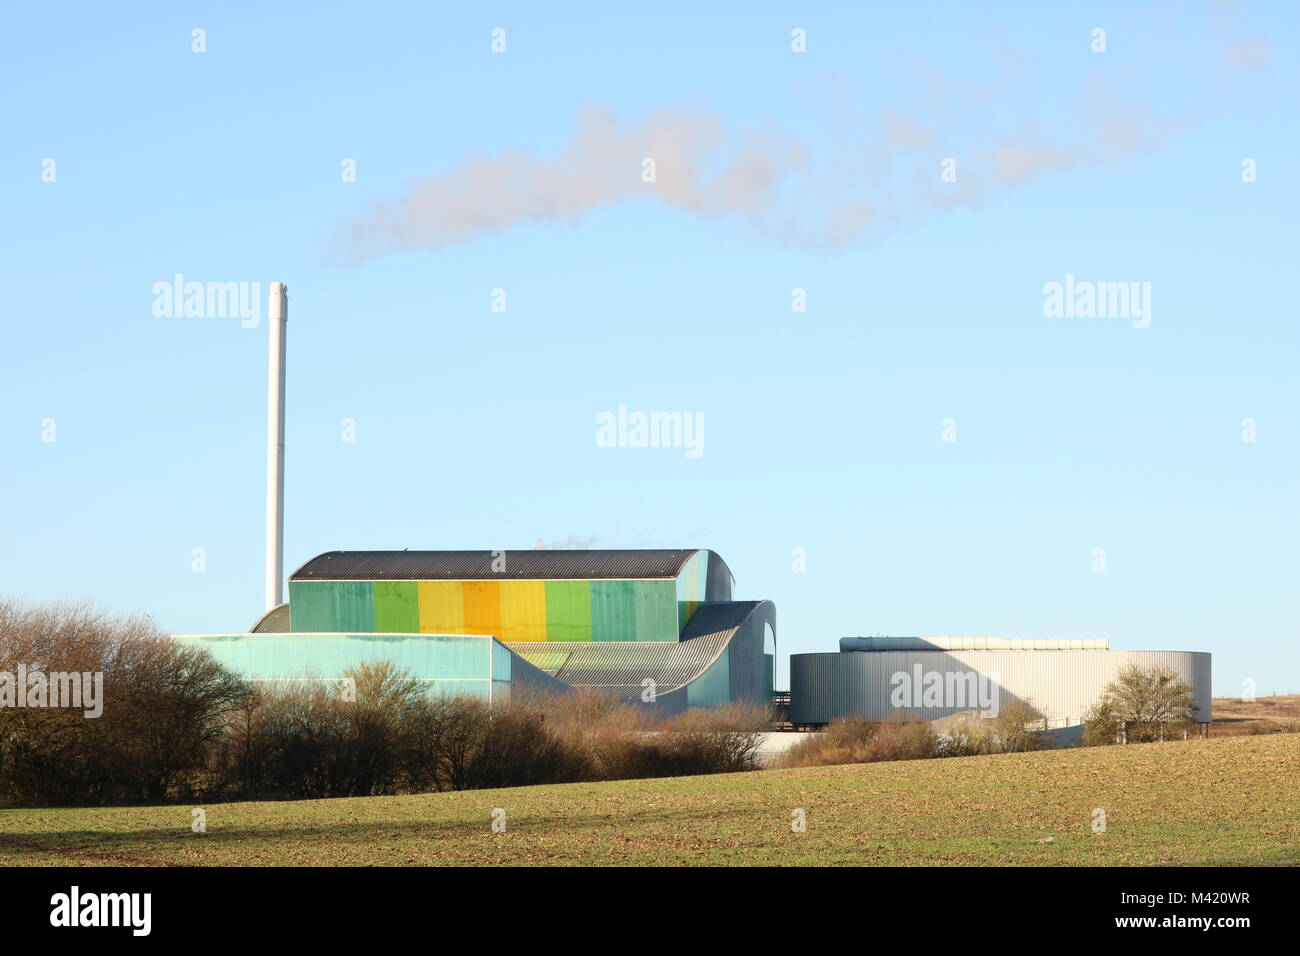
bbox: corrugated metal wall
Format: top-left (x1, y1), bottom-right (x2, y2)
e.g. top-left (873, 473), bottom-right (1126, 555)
top-left (289, 578), bottom-right (682, 642)
top-left (676, 550), bottom-right (708, 631)
top-left (790, 649), bottom-right (1212, 726)
top-left (172, 632), bottom-right (569, 701)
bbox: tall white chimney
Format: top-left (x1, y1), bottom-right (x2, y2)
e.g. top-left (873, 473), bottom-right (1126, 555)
top-left (265, 282), bottom-right (288, 611)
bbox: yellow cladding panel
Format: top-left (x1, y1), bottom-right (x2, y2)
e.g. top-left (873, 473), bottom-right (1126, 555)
top-left (499, 580), bottom-right (548, 642)
top-left (418, 581), bottom-right (465, 634)
top-left (462, 580), bottom-right (502, 636)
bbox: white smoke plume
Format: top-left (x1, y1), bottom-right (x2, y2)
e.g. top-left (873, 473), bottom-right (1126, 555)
top-left (329, 22), bottom-right (1270, 265)
top-left (533, 535), bottom-right (600, 550)
top-left (331, 104), bottom-right (806, 264)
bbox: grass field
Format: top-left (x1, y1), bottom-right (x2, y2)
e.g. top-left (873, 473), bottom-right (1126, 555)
top-left (1, 734), bottom-right (1296, 867)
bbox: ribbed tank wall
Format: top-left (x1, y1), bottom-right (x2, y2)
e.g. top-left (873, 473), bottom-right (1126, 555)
top-left (790, 652), bottom-right (837, 724)
top-left (790, 650), bottom-right (1211, 726)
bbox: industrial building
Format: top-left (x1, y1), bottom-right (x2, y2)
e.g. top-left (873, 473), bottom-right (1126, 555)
top-left (791, 637), bottom-right (1212, 730)
top-left (174, 286), bottom-right (776, 715)
top-left (177, 554), bottom-right (1212, 732)
top-left (173, 283), bottom-right (1211, 734)
top-left (176, 548), bottom-right (777, 715)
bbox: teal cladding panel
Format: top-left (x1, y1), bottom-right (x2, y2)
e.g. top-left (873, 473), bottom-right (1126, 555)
top-left (686, 646), bottom-right (731, 708)
top-left (288, 581), bottom-right (330, 632)
top-left (289, 581), bottom-right (375, 632)
top-left (633, 580), bottom-right (679, 642)
top-left (675, 550), bottom-right (709, 632)
top-left (590, 580), bottom-right (637, 642)
top-left (492, 640), bottom-right (512, 682)
top-left (184, 632), bottom-right (491, 679)
top-left (174, 633), bottom-right (501, 699)
top-left (172, 632), bottom-right (579, 703)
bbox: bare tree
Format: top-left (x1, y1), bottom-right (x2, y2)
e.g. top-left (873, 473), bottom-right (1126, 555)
top-left (991, 698), bottom-right (1049, 752)
top-left (1084, 664), bottom-right (1198, 745)
top-left (0, 599), bottom-right (250, 804)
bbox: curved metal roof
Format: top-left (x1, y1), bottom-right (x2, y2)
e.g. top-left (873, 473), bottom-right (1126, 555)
top-left (507, 630), bottom-right (733, 695)
top-left (680, 600), bottom-right (764, 638)
top-left (504, 601), bottom-right (765, 696)
top-left (250, 603), bottom-right (291, 633)
top-left (291, 549), bottom-right (710, 582)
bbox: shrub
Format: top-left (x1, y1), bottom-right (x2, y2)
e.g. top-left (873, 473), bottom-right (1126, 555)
top-left (654, 703), bottom-right (770, 775)
top-left (991, 698), bottom-right (1049, 753)
top-left (1081, 665), bottom-right (1198, 746)
top-left (0, 600), bottom-right (781, 804)
top-left (775, 713), bottom-right (938, 769)
top-left (202, 683), bottom-right (774, 798)
top-left (0, 600), bottom-right (251, 805)
top-left (1080, 697), bottom-right (1122, 747)
top-left (936, 716), bottom-right (995, 757)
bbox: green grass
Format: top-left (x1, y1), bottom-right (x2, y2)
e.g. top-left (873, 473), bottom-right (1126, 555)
top-left (2, 734), bottom-right (1297, 866)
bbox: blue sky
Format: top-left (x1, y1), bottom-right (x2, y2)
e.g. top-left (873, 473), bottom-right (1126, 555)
top-left (2, 2), bottom-right (1296, 695)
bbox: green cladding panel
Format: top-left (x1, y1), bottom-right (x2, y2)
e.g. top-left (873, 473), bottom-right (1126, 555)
top-left (544, 580), bottom-right (593, 641)
top-left (374, 581), bottom-right (419, 633)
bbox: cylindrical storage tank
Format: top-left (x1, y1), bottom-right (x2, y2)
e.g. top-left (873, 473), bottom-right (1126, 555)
top-left (790, 652), bottom-right (838, 725)
top-left (792, 649), bottom-right (1211, 726)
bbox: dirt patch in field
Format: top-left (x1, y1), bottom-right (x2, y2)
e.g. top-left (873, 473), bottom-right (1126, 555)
top-left (1210, 695), bottom-right (1300, 737)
